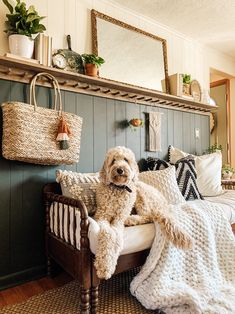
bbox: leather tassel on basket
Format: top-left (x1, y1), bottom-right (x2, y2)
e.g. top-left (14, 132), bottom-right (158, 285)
top-left (56, 116), bottom-right (71, 150)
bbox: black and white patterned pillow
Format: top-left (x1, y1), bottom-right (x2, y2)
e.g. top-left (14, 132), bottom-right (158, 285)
top-left (145, 156), bottom-right (204, 201)
top-left (146, 157), bottom-right (170, 170)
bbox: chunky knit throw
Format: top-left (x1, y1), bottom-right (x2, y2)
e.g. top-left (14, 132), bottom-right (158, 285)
top-left (130, 200), bottom-right (235, 313)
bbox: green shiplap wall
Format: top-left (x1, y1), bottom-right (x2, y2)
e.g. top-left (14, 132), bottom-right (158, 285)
top-left (0, 80), bottom-right (210, 289)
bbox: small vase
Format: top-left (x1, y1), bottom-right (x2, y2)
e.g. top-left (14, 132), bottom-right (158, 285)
top-left (182, 83), bottom-right (190, 96)
top-left (9, 34), bottom-right (34, 59)
top-left (85, 63), bottom-right (98, 77)
top-left (222, 172), bottom-right (233, 180)
top-left (201, 89), bottom-right (210, 104)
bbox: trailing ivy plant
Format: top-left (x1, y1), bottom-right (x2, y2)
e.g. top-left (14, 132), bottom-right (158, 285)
top-left (81, 54), bottom-right (105, 67)
top-left (2, 0), bottom-right (46, 37)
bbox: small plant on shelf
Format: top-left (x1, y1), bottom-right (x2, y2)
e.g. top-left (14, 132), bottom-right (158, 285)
top-left (182, 74), bottom-right (191, 96)
top-left (81, 54), bottom-right (105, 77)
top-left (222, 164), bottom-right (235, 180)
top-left (3, 0), bottom-right (46, 37)
top-left (2, 0), bottom-right (46, 59)
top-left (205, 143), bottom-right (223, 154)
top-left (182, 74), bottom-right (191, 85)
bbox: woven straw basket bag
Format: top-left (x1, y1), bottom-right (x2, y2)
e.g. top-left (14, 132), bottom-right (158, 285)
top-left (1, 72), bottom-right (82, 165)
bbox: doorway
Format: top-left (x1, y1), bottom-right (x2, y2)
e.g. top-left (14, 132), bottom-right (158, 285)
top-left (210, 75), bottom-right (231, 164)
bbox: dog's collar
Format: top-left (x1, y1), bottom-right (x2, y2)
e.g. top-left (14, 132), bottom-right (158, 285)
top-left (109, 183), bottom-right (132, 193)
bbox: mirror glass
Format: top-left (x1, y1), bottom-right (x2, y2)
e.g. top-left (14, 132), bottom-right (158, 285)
top-left (92, 10), bottom-right (169, 92)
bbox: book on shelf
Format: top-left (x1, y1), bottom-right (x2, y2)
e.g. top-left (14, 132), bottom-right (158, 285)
top-left (4, 52), bottom-right (39, 64)
top-left (168, 73), bottom-right (184, 97)
top-left (34, 34), bottom-right (52, 67)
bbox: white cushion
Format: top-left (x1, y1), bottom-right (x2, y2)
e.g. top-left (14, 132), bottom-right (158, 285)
top-left (49, 202), bottom-right (155, 253)
top-left (139, 166), bottom-right (186, 205)
top-left (169, 146), bottom-right (223, 197)
top-left (50, 198), bottom-right (234, 255)
top-left (56, 170), bottom-right (100, 215)
top-left (89, 221), bottom-right (155, 255)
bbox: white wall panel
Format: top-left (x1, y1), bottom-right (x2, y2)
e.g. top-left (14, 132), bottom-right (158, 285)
top-left (64, 0), bottom-right (77, 51)
top-left (47, 0), bottom-right (65, 50)
top-left (76, 0), bottom-right (93, 54)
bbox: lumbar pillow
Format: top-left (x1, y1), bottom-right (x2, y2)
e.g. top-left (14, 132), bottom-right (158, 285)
top-left (168, 146), bottom-right (223, 196)
top-left (56, 170), bottom-right (100, 215)
top-left (139, 166), bottom-right (186, 205)
top-left (146, 156), bottom-right (204, 201)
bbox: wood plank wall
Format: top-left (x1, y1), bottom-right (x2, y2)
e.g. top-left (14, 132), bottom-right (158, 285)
top-left (0, 80), bottom-right (209, 289)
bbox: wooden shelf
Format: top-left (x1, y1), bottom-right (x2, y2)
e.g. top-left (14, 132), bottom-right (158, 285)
top-left (0, 56), bottom-right (214, 114)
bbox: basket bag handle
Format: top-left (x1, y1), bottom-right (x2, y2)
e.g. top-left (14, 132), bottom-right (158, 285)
top-left (29, 73), bottom-right (71, 150)
top-left (29, 72), bottom-right (63, 114)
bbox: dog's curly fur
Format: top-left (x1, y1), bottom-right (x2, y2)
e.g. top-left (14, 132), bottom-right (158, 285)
top-left (94, 146), bottom-right (192, 279)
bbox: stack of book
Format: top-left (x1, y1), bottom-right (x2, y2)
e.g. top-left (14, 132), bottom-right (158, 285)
top-left (34, 34), bottom-right (52, 67)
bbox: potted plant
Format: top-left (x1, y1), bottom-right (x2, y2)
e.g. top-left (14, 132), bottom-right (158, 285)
top-left (206, 143), bottom-right (223, 154)
top-left (182, 74), bottom-right (191, 96)
top-left (3, 0), bottom-right (46, 59)
top-left (81, 54), bottom-right (105, 77)
top-left (222, 164), bottom-right (235, 180)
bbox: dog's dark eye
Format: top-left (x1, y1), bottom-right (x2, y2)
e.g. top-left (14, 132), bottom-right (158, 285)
top-left (111, 159), bottom-right (116, 165)
top-left (124, 158), bottom-right (129, 163)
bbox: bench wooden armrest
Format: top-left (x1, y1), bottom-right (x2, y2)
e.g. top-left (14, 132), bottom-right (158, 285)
top-left (43, 185), bottom-right (89, 250)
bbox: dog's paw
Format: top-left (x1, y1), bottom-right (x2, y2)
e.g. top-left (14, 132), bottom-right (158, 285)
top-left (94, 259), bottom-right (116, 280)
top-left (96, 268), bottom-right (113, 280)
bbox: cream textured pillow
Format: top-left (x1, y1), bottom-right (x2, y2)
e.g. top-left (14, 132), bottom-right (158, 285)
top-left (56, 170), bottom-right (100, 215)
top-left (139, 166), bottom-right (186, 205)
top-left (169, 146), bottom-right (223, 196)
top-left (169, 145), bottom-right (188, 164)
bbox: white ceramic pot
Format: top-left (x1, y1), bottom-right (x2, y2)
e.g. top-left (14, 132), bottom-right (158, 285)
top-left (9, 34), bottom-right (34, 59)
top-left (222, 171), bottom-right (233, 180)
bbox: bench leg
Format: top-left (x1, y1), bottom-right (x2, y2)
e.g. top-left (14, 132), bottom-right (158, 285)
top-left (47, 256), bottom-right (53, 277)
top-left (91, 262), bottom-right (100, 313)
top-left (47, 256), bottom-right (61, 278)
top-left (91, 285), bottom-right (99, 313)
top-left (81, 286), bottom-right (90, 314)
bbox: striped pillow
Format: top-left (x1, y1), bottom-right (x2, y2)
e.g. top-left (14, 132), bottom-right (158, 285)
top-left (146, 156), bottom-right (204, 201)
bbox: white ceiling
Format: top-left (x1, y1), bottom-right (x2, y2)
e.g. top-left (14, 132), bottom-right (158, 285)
top-left (112, 0), bottom-right (235, 59)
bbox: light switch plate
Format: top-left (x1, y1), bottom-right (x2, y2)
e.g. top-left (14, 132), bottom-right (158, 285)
top-left (195, 128), bottom-right (200, 139)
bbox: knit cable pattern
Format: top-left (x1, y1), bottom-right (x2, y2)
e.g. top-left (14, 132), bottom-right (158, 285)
top-left (130, 200), bottom-right (235, 313)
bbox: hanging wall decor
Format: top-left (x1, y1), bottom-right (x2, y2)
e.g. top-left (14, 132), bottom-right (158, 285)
top-left (149, 111), bottom-right (162, 152)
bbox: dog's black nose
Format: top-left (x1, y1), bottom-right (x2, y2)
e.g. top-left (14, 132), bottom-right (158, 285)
top-left (117, 168), bottom-right (124, 175)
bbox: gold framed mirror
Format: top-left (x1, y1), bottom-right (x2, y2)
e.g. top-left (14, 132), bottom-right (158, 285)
top-left (91, 10), bottom-right (170, 93)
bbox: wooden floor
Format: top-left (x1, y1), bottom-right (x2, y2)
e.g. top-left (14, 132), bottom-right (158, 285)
top-left (0, 272), bottom-right (72, 308)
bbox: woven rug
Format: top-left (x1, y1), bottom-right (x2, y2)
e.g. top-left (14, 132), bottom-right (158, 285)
top-left (0, 269), bottom-right (164, 314)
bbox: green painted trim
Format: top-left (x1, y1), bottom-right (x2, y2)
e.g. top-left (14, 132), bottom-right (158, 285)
top-left (0, 264), bottom-right (46, 291)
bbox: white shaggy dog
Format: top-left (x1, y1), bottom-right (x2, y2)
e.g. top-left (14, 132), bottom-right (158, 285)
top-left (94, 146), bottom-right (192, 279)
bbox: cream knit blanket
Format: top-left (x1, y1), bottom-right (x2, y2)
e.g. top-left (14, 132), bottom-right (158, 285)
top-left (130, 200), bottom-right (235, 313)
